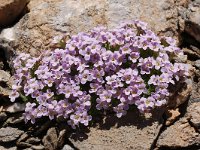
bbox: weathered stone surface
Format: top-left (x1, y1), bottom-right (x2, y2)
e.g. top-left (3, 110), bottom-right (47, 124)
top-left (31, 145), bottom-right (45, 150)
top-left (0, 86), bottom-right (11, 96)
top-left (0, 70), bottom-right (11, 96)
top-left (0, 127), bottom-right (24, 142)
top-left (26, 137), bottom-right (41, 144)
top-left (17, 133), bottom-right (29, 144)
top-left (68, 110), bottom-right (164, 150)
top-left (184, 1), bottom-right (200, 43)
top-left (0, 27), bottom-right (16, 42)
top-left (0, 70), bottom-right (10, 82)
top-left (183, 48), bottom-right (200, 61)
top-left (178, 0), bottom-right (200, 47)
top-left (157, 102), bottom-right (200, 148)
top-left (0, 146), bottom-right (17, 150)
top-left (62, 145), bottom-right (74, 150)
top-left (14, 0), bottom-right (179, 56)
top-left (42, 127), bottom-right (58, 150)
top-left (57, 129), bottom-right (67, 149)
top-left (16, 141), bottom-right (32, 148)
top-left (4, 103), bottom-right (26, 113)
top-left (188, 69), bottom-right (200, 105)
top-left (0, 112), bottom-right (7, 122)
top-left (17, 133), bottom-right (41, 148)
top-left (195, 59), bottom-right (200, 69)
top-left (165, 108), bottom-right (181, 126)
top-left (0, 38), bottom-right (16, 66)
top-left (187, 102), bottom-right (200, 132)
top-left (3, 115), bottom-right (24, 126)
top-left (168, 78), bottom-right (193, 108)
top-left (157, 118), bottom-right (200, 148)
top-left (0, 0), bottom-right (29, 27)
top-left (0, 61), bottom-right (4, 70)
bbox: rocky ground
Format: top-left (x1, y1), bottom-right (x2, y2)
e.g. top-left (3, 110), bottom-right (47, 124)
top-left (0, 0), bottom-right (199, 150)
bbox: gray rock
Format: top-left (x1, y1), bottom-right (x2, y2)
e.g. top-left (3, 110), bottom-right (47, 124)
top-left (157, 118), bottom-right (200, 148)
top-left (17, 134), bottom-right (41, 148)
top-left (195, 0), bottom-right (200, 4)
top-left (0, 70), bottom-right (10, 82)
top-left (157, 102), bottom-right (200, 148)
top-left (5, 103), bottom-right (26, 113)
top-left (184, 1), bottom-right (200, 43)
top-left (0, 127), bottom-right (24, 142)
top-left (31, 145), bottom-right (45, 150)
top-left (3, 115), bottom-right (24, 126)
top-left (0, 112), bottom-right (7, 122)
top-left (68, 110), bottom-right (164, 150)
top-left (0, 86), bottom-right (11, 97)
top-left (188, 69), bottom-right (200, 105)
top-left (17, 141), bottom-right (32, 148)
top-left (0, 146), bottom-right (17, 150)
top-left (57, 129), bottom-right (67, 149)
top-left (26, 137), bottom-right (41, 144)
top-left (0, 27), bottom-right (16, 42)
top-left (0, 61), bottom-right (3, 70)
top-left (42, 127), bottom-right (58, 150)
top-left (168, 78), bottom-right (193, 108)
top-left (14, 0), bottom-right (179, 56)
top-left (195, 60), bottom-right (200, 69)
top-left (0, 70), bottom-right (12, 96)
top-left (0, 0), bottom-right (29, 27)
top-left (24, 148), bottom-right (33, 150)
top-left (17, 133), bottom-right (29, 143)
top-left (62, 145), bottom-right (74, 150)
top-left (187, 102), bottom-right (200, 132)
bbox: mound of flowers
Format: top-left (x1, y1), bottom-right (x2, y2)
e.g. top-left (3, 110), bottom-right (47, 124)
top-left (9, 20), bottom-right (189, 128)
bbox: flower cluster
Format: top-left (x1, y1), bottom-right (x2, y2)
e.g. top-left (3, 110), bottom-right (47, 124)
top-left (9, 20), bottom-right (189, 128)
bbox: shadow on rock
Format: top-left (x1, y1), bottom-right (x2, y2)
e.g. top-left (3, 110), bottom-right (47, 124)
top-left (68, 107), bottom-right (164, 144)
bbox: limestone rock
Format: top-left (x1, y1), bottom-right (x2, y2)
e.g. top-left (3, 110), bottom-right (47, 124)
top-left (17, 133), bottom-right (29, 144)
top-left (188, 69), bottom-right (200, 105)
top-left (16, 133), bottom-right (41, 149)
top-left (62, 145), bottom-right (74, 150)
top-left (4, 103), bottom-right (26, 113)
top-left (0, 27), bottom-right (16, 42)
top-left (57, 129), bottom-right (67, 149)
top-left (26, 137), bottom-right (41, 144)
top-left (3, 114), bottom-right (24, 126)
top-left (178, 0), bottom-right (200, 43)
top-left (0, 70), bottom-right (12, 96)
top-left (157, 118), bottom-right (200, 148)
top-left (31, 145), bottom-right (45, 150)
top-left (157, 101), bottom-right (200, 148)
top-left (0, 38), bottom-right (16, 66)
top-left (168, 78), bottom-right (193, 108)
top-left (68, 110), bottom-right (164, 150)
top-left (195, 59), bottom-right (200, 69)
top-left (42, 127), bottom-right (58, 150)
top-left (0, 146), bottom-right (17, 150)
top-left (42, 127), bottom-right (67, 150)
top-left (14, 0), bottom-right (179, 56)
top-left (0, 70), bottom-right (10, 82)
top-left (184, 1), bottom-right (200, 43)
top-left (165, 108), bottom-right (181, 126)
top-left (187, 102), bottom-right (200, 132)
top-left (0, 0), bottom-right (29, 27)
top-left (0, 86), bottom-right (11, 97)
top-left (0, 112), bottom-right (7, 122)
top-left (0, 127), bottom-right (24, 142)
